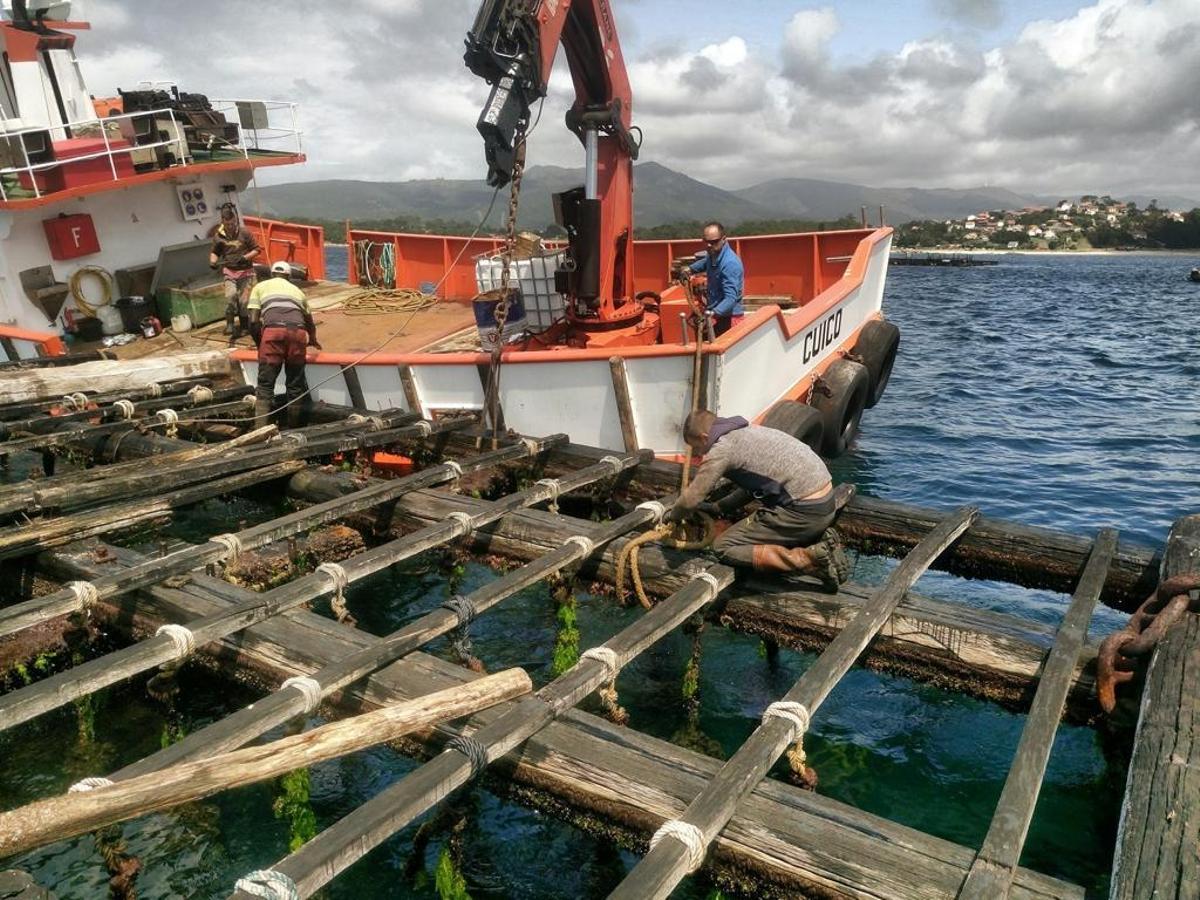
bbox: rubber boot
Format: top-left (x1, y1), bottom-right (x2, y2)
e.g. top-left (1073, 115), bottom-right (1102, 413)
top-left (253, 398), bottom-right (272, 430)
top-left (751, 542), bottom-right (841, 592)
top-left (285, 403), bottom-right (304, 430)
top-left (222, 309), bottom-right (236, 336)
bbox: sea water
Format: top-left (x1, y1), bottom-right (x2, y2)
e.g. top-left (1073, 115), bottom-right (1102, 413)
top-left (3, 251), bottom-right (1198, 898)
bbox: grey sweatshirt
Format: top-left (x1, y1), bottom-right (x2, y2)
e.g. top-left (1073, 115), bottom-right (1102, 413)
top-left (678, 419), bottom-right (831, 511)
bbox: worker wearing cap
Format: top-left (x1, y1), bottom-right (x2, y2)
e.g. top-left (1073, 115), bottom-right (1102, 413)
top-left (686, 221), bottom-right (744, 337)
top-left (666, 409), bottom-right (852, 590)
top-left (247, 261), bottom-right (320, 429)
top-left (209, 205), bottom-right (261, 340)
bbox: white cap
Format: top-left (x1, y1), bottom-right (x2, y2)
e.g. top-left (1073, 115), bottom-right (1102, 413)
top-left (270, 261), bottom-right (292, 276)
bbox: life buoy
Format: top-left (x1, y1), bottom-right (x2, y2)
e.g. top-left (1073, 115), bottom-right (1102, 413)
top-left (852, 318), bottom-right (900, 408)
top-left (760, 400), bottom-right (824, 454)
top-left (809, 358), bottom-right (869, 457)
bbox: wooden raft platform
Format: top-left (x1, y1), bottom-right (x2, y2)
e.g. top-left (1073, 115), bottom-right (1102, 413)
top-left (0, 378), bottom-right (1193, 899)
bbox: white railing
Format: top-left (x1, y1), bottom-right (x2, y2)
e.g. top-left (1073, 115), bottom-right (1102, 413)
top-left (210, 99), bottom-right (303, 157)
top-left (0, 107), bottom-right (188, 200)
top-left (0, 98), bottom-right (302, 201)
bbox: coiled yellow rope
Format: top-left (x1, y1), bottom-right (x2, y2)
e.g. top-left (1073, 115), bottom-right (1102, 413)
top-left (615, 514), bottom-right (716, 610)
top-left (340, 288), bottom-right (437, 316)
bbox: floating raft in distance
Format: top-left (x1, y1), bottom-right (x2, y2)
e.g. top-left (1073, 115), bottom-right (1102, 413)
top-left (890, 252), bottom-right (1000, 267)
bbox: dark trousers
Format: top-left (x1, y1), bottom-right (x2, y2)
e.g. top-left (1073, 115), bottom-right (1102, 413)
top-left (256, 326), bottom-right (310, 416)
top-left (712, 493), bottom-right (836, 566)
top-left (712, 314), bottom-right (745, 337)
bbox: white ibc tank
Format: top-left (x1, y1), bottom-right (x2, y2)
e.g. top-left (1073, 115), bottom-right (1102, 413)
top-left (474, 252), bottom-right (565, 330)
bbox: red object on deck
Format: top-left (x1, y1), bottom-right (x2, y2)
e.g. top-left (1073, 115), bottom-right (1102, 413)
top-left (371, 451), bottom-right (415, 476)
top-left (43, 213), bottom-right (101, 259)
top-left (20, 138), bottom-right (135, 194)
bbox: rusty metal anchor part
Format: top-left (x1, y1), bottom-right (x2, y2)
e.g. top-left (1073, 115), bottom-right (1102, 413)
top-left (1096, 574), bottom-right (1200, 713)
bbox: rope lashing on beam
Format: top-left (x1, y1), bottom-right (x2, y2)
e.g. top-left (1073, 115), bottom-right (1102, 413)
top-left (599, 455), bottom-right (624, 474)
top-left (447, 733), bottom-right (490, 779)
top-left (520, 437), bottom-right (540, 456)
top-left (210, 533), bottom-right (244, 563)
top-left (187, 385), bottom-right (214, 404)
top-left (281, 676), bottom-right (324, 715)
top-left (441, 459), bottom-right (464, 479)
top-left (616, 517), bottom-right (717, 610)
top-left (144, 382), bottom-right (163, 397)
top-left (692, 571), bottom-right (722, 597)
top-left (62, 392), bottom-right (89, 411)
top-left (155, 408), bottom-right (180, 438)
top-left (535, 478), bottom-right (560, 513)
top-left (316, 562), bottom-right (353, 625)
top-left (234, 870), bottom-right (300, 900)
top-left (155, 623), bottom-right (196, 660)
top-left (579, 646), bottom-right (620, 680)
top-left (347, 414), bottom-right (387, 431)
top-left (415, 420), bottom-right (433, 437)
top-left (68, 776), bottom-right (114, 793)
top-left (112, 399), bottom-right (136, 420)
top-left (443, 594), bottom-right (482, 671)
top-left (66, 580), bottom-right (99, 612)
top-left (762, 701), bottom-right (811, 742)
top-left (447, 511), bottom-right (475, 536)
top-left (283, 431), bottom-right (308, 446)
top-left (242, 394), bottom-right (258, 407)
top-left (635, 500), bottom-right (667, 524)
top-left (648, 819), bottom-right (707, 873)
top-left (564, 535), bottom-right (595, 557)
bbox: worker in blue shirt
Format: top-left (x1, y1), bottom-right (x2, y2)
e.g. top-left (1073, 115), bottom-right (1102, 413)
top-left (688, 221), bottom-right (744, 336)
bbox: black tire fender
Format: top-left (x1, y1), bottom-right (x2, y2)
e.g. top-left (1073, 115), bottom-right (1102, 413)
top-left (852, 318), bottom-right (900, 409)
top-left (809, 358), bottom-right (869, 457)
top-left (760, 400), bottom-right (824, 454)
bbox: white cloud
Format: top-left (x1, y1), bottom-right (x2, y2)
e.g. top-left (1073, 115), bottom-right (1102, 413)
top-left (67, 0), bottom-right (1200, 199)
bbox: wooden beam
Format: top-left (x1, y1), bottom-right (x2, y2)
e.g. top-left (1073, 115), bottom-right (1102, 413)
top-left (0, 453), bottom-right (643, 732)
top-left (114, 499), bottom-right (657, 779)
top-left (0, 669), bottom-right (531, 857)
top-left (0, 350), bottom-right (231, 404)
top-left (39, 544), bottom-right (1083, 900)
top-left (609, 506), bottom-right (980, 900)
top-left (959, 529), bottom-right (1117, 898)
top-left (0, 439), bottom-right (555, 633)
top-left (398, 365), bottom-right (422, 416)
top-left (1109, 513), bottom-right (1200, 899)
top-left (608, 356), bottom-right (639, 452)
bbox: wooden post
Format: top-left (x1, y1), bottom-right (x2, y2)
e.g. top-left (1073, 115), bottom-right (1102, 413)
top-left (1109, 513), bottom-right (1200, 899)
top-left (608, 356), bottom-right (639, 452)
top-left (398, 365), bottom-right (422, 417)
top-left (0, 452), bottom-right (642, 732)
top-left (609, 506), bottom-right (979, 900)
top-left (958, 529), bottom-right (1117, 898)
top-left (228, 565), bottom-right (736, 900)
top-left (114, 501), bottom-right (663, 778)
top-left (0, 439), bottom-right (556, 635)
top-left (0, 669), bottom-right (531, 857)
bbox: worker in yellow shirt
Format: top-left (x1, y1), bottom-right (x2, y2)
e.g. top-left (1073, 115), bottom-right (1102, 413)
top-left (247, 261), bottom-right (321, 429)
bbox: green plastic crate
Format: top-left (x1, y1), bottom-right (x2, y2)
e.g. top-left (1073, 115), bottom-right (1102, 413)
top-left (156, 280), bottom-right (227, 327)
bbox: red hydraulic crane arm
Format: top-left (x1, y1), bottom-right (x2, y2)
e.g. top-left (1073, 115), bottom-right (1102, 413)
top-left (465, 0), bottom-right (642, 328)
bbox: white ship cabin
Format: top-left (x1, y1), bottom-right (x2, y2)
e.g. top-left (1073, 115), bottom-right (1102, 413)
top-left (0, 0), bottom-right (304, 332)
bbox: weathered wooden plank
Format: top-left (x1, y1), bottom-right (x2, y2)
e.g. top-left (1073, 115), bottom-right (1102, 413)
top-left (0, 350), bottom-right (231, 404)
top-left (959, 528), bottom-right (1117, 899)
top-left (0, 669), bottom-right (531, 857)
top-left (608, 355), bottom-right (639, 452)
top-left (524, 441), bottom-right (1160, 612)
top-left (610, 506), bottom-right (981, 900)
top-left (1110, 513), bottom-right (1200, 899)
top-left (227, 567), bottom-right (735, 899)
top-left (41, 544), bottom-right (1079, 900)
top-left (0, 454), bottom-right (641, 731)
top-left (287, 482), bottom-right (1102, 718)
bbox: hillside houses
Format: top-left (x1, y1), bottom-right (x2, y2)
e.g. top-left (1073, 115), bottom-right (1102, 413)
top-left (896, 193), bottom-right (1199, 250)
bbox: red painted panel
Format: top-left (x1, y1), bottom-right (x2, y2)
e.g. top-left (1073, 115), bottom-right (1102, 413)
top-left (43, 213), bottom-right (100, 259)
top-left (244, 215), bottom-right (326, 281)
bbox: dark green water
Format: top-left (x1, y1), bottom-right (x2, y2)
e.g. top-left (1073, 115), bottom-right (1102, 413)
top-left (5, 252), bottom-right (1198, 897)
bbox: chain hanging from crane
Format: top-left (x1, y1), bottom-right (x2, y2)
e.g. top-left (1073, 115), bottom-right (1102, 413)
top-left (483, 118), bottom-right (529, 449)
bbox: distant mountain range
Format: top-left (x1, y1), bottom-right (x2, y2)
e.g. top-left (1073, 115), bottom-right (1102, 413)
top-left (256, 162), bottom-right (1199, 229)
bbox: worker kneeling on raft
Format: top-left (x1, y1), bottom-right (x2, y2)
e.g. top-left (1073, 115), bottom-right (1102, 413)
top-left (667, 410), bottom-right (852, 590)
top-left (248, 261), bottom-right (321, 429)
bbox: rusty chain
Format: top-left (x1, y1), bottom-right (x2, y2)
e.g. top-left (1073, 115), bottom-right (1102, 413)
top-left (1096, 573), bottom-right (1200, 713)
top-left (484, 119), bottom-right (529, 448)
